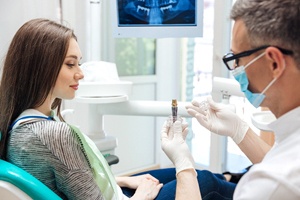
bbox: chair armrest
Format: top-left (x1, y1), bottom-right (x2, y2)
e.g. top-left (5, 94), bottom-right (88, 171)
top-left (104, 154), bottom-right (119, 166)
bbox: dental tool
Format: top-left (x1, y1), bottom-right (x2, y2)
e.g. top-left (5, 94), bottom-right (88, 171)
top-left (171, 99), bottom-right (178, 122)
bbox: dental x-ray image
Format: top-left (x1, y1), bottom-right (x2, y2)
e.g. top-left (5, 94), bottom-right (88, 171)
top-left (118, 0), bottom-right (196, 25)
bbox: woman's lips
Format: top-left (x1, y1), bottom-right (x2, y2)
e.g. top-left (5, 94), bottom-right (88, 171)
top-left (70, 84), bottom-right (79, 90)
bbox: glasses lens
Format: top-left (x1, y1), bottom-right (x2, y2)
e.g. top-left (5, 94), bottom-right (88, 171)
top-left (223, 53), bottom-right (236, 70)
top-left (227, 59), bottom-right (237, 70)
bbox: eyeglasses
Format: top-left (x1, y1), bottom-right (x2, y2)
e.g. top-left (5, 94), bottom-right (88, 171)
top-left (222, 45), bottom-right (293, 70)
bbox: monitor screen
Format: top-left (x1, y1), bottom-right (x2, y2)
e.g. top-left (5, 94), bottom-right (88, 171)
top-left (111, 0), bottom-right (203, 38)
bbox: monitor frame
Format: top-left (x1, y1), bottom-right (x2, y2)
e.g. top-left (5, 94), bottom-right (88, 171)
top-left (111, 0), bottom-right (203, 38)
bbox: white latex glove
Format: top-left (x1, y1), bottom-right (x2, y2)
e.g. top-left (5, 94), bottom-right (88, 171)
top-left (161, 119), bottom-right (196, 175)
top-left (186, 96), bottom-right (249, 144)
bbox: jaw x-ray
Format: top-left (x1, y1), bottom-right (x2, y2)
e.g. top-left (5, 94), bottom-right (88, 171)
top-left (118, 0), bottom-right (196, 25)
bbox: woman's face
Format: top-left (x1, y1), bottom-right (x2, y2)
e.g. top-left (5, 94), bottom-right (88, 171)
top-left (53, 38), bottom-right (83, 100)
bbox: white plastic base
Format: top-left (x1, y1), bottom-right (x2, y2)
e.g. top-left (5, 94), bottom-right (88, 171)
top-left (0, 180), bottom-right (31, 200)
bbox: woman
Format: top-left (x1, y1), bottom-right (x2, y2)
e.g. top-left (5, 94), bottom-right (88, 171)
top-left (0, 18), bottom-right (236, 200)
top-left (0, 18), bottom-right (163, 200)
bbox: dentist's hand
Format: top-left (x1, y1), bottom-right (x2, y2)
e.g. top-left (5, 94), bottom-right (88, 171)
top-left (161, 119), bottom-right (196, 175)
top-left (186, 96), bottom-right (249, 144)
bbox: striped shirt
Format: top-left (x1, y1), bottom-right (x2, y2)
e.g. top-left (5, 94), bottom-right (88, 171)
top-left (7, 119), bottom-right (104, 200)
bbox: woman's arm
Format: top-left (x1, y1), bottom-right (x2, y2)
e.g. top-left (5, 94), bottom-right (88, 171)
top-left (116, 175), bottom-right (163, 200)
top-left (52, 123), bottom-right (104, 199)
top-left (115, 174), bottom-right (159, 189)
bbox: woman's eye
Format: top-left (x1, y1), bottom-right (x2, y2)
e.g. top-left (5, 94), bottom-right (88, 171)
top-left (66, 63), bottom-right (75, 67)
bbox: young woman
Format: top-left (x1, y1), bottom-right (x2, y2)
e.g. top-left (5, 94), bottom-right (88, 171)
top-left (0, 18), bottom-right (164, 200)
top-left (0, 18), bottom-right (236, 200)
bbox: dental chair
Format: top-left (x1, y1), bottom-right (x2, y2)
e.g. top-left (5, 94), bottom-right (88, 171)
top-left (0, 159), bottom-right (61, 200)
top-left (0, 155), bottom-right (119, 200)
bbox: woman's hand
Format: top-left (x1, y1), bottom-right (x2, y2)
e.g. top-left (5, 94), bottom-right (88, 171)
top-left (131, 178), bottom-right (163, 200)
top-left (116, 174), bottom-right (160, 189)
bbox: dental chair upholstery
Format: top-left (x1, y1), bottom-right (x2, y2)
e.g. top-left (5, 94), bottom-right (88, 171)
top-left (0, 159), bottom-right (61, 200)
top-left (0, 155), bottom-right (119, 199)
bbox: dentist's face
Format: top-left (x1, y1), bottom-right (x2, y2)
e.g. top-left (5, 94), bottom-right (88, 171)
top-left (231, 20), bottom-right (270, 96)
top-left (53, 38), bottom-right (84, 100)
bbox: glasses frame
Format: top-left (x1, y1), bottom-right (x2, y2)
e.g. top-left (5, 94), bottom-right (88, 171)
top-left (222, 45), bottom-right (293, 70)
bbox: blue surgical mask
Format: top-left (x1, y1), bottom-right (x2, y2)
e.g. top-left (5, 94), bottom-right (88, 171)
top-left (232, 52), bottom-right (277, 108)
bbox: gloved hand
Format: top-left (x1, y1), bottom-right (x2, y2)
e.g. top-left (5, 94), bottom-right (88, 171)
top-left (161, 119), bottom-right (196, 175)
top-left (186, 96), bottom-right (249, 144)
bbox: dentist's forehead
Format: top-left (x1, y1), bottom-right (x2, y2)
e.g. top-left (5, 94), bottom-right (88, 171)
top-left (231, 20), bottom-right (251, 53)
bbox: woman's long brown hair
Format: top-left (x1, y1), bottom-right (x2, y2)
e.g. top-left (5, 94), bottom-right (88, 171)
top-left (0, 18), bottom-right (77, 159)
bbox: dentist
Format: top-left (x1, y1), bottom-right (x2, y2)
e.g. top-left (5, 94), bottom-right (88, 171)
top-left (163, 0), bottom-right (300, 199)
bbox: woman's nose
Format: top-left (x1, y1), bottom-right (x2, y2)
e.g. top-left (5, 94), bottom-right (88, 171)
top-left (75, 68), bottom-right (84, 80)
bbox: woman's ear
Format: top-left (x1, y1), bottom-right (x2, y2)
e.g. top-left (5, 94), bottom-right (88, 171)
top-left (265, 47), bottom-right (286, 78)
